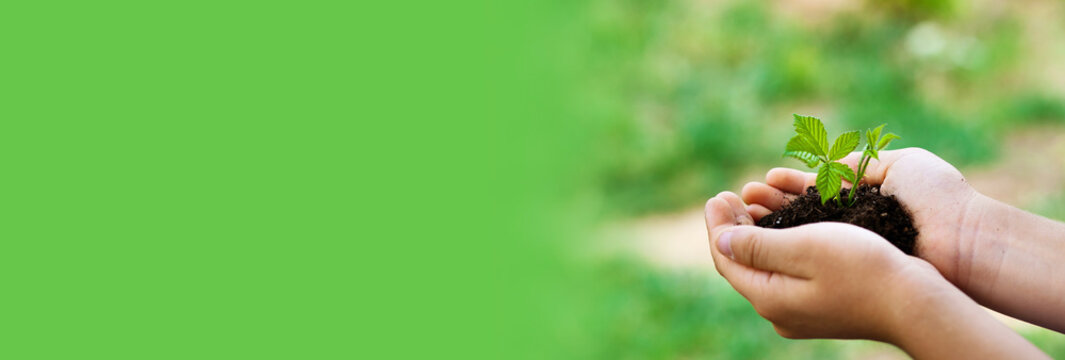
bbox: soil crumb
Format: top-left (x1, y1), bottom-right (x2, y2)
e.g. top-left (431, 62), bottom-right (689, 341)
top-left (756, 185), bottom-right (918, 255)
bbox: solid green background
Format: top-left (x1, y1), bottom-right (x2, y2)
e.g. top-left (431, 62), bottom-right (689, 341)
top-left (0, 1), bottom-right (574, 358)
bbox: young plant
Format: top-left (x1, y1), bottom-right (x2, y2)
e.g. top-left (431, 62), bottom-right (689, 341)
top-left (783, 114), bottom-right (899, 206)
top-left (846, 124), bottom-right (900, 205)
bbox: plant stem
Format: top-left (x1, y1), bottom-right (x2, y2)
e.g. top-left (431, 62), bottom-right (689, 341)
top-left (848, 154), bottom-right (873, 205)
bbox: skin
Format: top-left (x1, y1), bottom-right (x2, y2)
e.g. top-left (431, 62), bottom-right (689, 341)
top-left (740, 148), bottom-right (1065, 332)
top-left (706, 191), bottom-right (1049, 359)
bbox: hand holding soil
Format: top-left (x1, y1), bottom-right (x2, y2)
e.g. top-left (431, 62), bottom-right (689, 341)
top-left (742, 147), bottom-right (1065, 333)
top-left (706, 190), bottom-right (1050, 359)
top-left (708, 193), bottom-right (939, 342)
top-left (706, 117), bottom-right (1065, 357)
top-left (743, 148), bottom-right (976, 283)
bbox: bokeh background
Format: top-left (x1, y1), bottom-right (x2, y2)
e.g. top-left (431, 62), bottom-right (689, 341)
top-left (569, 0), bottom-right (1065, 358)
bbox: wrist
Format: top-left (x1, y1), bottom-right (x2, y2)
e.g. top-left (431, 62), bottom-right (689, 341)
top-left (952, 192), bottom-right (1010, 289)
top-left (879, 263), bottom-right (999, 358)
top-left (955, 193), bottom-right (1065, 332)
top-left (883, 266), bottom-right (1048, 359)
top-left (878, 261), bottom-right (958, 347)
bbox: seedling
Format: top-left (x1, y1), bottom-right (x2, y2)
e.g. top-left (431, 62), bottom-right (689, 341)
top-left (783, 114), bottom-right (899, 205)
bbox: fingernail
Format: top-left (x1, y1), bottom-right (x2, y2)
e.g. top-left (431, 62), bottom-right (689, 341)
top-left (718, 231), bottom-right (734, 259)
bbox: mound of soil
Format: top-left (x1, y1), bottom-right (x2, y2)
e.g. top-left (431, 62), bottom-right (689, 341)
top-left (755, 185), bottom-right (918, 255)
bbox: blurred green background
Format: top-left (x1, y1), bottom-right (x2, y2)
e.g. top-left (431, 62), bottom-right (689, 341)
top-left (572, 0), bottom-right (1065, 358)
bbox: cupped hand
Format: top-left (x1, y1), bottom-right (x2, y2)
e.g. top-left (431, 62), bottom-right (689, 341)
top-left (740, 148), bottom-right (979, 285)
top-left (705, 191), bottom-right (941, 341)
top-left (705, 191), bottom-right (1050, 359)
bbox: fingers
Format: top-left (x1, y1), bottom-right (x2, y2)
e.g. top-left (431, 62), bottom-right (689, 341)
top-left (718, 226), bottom-right (815, 278)
top-left (742, 182), bottom-right (792, 211)
top-left (765, 168), bottom-right (816, 195)
top-left (770, 148), bottom-right (926, 193)
top-left (719, 191), bottom-right (755, 226)
top-left (705, 194), bottom-right (735, 234)
top-left (839, 152), bottom-right (876, 186)
top-left (705, 191), bottom-right (756, 272)
top-left (706, 194), bottom-right (740, 275)
top-left (747, 204), bottom-right (772, 222)
top-left (706, 193), bottom-right (806, 304)
top-left (706, 191), bottom-right (757, 245)
top-left (838, 148), bottom-right (925, 185)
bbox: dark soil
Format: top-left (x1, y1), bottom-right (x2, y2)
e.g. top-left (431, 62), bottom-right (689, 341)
top-left (755, 185), bottom-right (918, 255)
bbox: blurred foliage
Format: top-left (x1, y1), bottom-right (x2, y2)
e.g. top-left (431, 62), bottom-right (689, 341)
top-left (1028, 190), bottom-right (1065, 222)
top-left (870, 0), bottom-right (957, 19)
top-left (581, 0), bottom-right (1065, 215)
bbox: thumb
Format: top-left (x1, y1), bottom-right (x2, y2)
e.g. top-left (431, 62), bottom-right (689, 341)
top-left (718, 226), bottom-right (813, 278)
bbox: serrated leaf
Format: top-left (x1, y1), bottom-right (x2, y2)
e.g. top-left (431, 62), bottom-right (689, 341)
top-left (816, 164), bottom-right (842, 204)
top-left (829, 162), bottom-right (856, 183)
top-left (784, 150), bottom-right (821, 168)
top-left (784, 135), bottom-right (822, 167)
top-left (785, 135), bottom-right (821, 157)
top-left (793, 114), bottom-right (828, 156)
top-left (829, 131), bottom-right (860, 160)
top-left (878, 133), bottom-right (900, 150)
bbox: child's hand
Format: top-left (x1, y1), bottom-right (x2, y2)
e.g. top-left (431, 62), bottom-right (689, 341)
top-left (705, 192), bottom-right (1049, 358)
top-left (741, 148), bottom-right (1065, 332)
top-left (739, 148), bottom-right (976, 286)
top-left (706, 191), bottom-right (934, 341)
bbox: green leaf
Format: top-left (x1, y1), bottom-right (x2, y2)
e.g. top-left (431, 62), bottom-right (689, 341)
top-left (816, 164), bottom-right (842, 205)
top-left (829, 131), bottom-right (860, 160)
top-left (871, 124), bottom-right (885, 142)
top-left (784, 151), bottom-right (820, 168)
top-left (793, 114), bottom-right (828, 156)
top-left (864, 131), bottom-right (879, 159)
top-left (785, 135), bottom-right (821, 157)
top-left (784, 135), bottom-right (822, 167)
top-left (829, 162), bottom-right (856, 184)
top-left (878, 133), bottom-right (900, 150)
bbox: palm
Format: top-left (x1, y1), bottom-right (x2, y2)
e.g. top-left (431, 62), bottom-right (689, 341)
top-left (872, 149), bottom-right (977, 281)
top-left (742, 148), bottom-right (978, 283)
